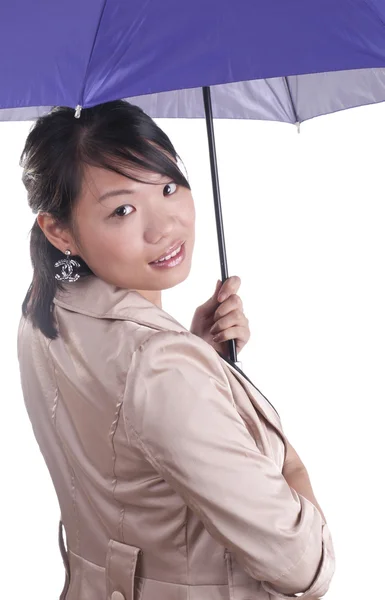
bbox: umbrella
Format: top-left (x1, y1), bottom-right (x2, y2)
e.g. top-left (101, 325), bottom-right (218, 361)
top-left (2, 0), bottom-right (385, 366)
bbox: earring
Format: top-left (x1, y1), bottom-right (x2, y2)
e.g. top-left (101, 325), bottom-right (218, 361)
top-left (54, 250), bottom-right (81, 283)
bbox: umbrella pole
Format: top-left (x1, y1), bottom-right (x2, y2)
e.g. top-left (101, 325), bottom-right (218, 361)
top-left (202, 86), bottom-right (238, 365)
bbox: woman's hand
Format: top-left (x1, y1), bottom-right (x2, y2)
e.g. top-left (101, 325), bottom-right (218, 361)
top-left (189, 276), bottom-right (251, 358)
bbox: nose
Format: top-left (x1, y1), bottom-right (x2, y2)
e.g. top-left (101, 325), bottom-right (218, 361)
top-left (143, 211), bottom-right (178, 245)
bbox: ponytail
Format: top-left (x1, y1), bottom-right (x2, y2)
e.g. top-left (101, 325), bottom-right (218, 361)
top-left (22, 219), bottom-right (91, 339)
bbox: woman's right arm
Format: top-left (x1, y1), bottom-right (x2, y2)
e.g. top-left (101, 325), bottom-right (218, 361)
top-left (122, 329), bottom-right (335, 599)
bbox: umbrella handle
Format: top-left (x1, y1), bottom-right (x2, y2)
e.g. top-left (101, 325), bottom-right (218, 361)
top-left (202, 86), bottom-right (238, 365)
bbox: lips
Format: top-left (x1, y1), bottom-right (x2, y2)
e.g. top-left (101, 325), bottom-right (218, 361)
top-left (150, 240), bottom-right (185, 263)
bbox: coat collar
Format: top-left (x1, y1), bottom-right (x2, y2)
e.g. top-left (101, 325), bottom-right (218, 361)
top-left (53, 274), bottom-right (188, 335)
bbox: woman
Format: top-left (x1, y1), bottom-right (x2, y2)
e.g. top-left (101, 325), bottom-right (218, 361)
top-left (17, 101), bottom-right (335, 600)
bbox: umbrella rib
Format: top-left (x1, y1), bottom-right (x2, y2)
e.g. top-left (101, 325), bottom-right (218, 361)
top-left (362, 0), bottom-right (385, 30)
top-left (77, 0), bottom-right (109, 110)
top-left (283, 76), bottom-right (299, 126)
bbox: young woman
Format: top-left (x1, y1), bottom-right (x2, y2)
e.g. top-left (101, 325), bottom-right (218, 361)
top-left (17, 101), bottom-right (335, 600)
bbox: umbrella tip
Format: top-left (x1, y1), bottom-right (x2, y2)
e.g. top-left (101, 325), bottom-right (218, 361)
top-left (296, 121), bottom-right (301, 134)
top-left (74, 105), bottom-right (82, 119)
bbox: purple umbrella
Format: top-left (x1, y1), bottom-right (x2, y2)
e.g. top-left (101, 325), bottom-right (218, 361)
top-left (2, 0), bottom-right (385, 364)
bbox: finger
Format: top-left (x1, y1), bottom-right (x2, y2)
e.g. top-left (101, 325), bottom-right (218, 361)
top-left (210, 308), bottom-right (248, 334)
top-left (198, 280), bottom-right (222, 314)
top-left (210, 279), bottom-right (223, 306)
top-left (213, 279), bottom-right (222, 298)
top-left (213, 294), bottom-right (243, 320)
top-left (212, 324), bottom-right (250, 344)
top-left (217, 276), bottom-right (241, 302)
top-left (217, 275), bottom-right (241, 302)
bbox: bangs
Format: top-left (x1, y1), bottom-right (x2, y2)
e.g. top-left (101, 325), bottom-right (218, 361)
top-left (79, 135), bottom-right (191, 190)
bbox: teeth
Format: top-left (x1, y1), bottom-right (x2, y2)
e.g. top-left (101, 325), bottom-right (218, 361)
top-left (154, 245), bottom-right (182, 263)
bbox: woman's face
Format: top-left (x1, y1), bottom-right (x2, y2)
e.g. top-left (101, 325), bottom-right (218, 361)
top-left (70, 162), bottom-right (196, 307)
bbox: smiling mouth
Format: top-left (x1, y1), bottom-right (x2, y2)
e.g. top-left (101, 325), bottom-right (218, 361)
top-left (148, 241), bottom-right (185, 265)
top-left (149, 241), bottom-right (185, 264)
top-left (149, 242), bottom-right (186, 268)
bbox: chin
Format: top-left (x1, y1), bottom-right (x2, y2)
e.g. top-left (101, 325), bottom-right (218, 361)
top-left (162, 263), bottom-right (192, 289)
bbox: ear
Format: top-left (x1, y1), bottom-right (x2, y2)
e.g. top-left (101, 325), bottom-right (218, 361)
top-left (36, 212), bottom-right (78, 254)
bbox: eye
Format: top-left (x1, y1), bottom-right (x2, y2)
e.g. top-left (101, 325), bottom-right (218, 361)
top-left (112, 204), bottom-right (133, 218)
top-left (163, 182), bottom-right (177, 196)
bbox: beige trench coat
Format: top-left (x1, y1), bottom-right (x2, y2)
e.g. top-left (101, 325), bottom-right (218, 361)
top-left (17, 275), bottom-right (335, 600)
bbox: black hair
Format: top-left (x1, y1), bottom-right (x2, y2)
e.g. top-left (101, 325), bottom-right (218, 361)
top-left (20, 100), bottom-right (191, 339)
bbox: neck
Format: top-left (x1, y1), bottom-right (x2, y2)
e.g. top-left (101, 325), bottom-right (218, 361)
top-left (136, 289), bottom-right (162, 309)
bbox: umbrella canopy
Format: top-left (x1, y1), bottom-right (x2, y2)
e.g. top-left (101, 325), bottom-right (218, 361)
top-left (2, 0), bottom-right (385, 363)
top-left (1, 0), bottom-right (385, 123)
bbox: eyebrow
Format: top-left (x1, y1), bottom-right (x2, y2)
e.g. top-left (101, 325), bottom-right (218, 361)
top-left (98, 189), bottom-right (136, 203)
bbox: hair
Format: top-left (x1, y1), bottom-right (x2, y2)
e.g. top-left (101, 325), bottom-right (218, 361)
top-left (20, 100), bottom-right (191, 340)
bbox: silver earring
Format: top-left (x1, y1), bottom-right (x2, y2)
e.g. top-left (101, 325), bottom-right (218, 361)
top-left (54, 250), bottom-right (81, 282)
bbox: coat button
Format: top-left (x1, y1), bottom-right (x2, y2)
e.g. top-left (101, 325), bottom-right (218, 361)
top-left (111, 592), bottom-right (125, 600)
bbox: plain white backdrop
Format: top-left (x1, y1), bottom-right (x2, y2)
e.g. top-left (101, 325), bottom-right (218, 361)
top-left (2, 103), bottom-right (385, 599)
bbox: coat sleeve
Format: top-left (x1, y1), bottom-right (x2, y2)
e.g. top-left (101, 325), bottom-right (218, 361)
top-left (122, 330), bottom-right (335, 598)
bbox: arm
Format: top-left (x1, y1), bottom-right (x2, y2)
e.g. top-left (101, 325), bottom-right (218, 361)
top-left (283, 464), bottom-right (326, 524)
top-left (123, 330), bottom-right (335, 599)
top-left (282, 440), bottom-right (327, 523)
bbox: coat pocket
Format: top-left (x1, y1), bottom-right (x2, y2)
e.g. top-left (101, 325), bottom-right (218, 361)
top-left (105, 539), bottom-right (142, 600)
top-left (224, 550), bottom-right (269, 600)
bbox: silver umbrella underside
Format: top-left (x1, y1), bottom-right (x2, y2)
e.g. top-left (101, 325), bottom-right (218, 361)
top-left (2, 67), bottom-right (385, 125)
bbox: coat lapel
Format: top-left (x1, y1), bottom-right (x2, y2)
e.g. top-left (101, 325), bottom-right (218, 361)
top-left (218, 357), bottom-right (284, 436)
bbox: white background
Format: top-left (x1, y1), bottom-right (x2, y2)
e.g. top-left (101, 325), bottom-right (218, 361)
top-left (2, 104), bottom-right (385, 598)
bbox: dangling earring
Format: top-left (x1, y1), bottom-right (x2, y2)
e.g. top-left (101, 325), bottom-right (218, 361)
top-left (54, 250), bottom-right (81, 283)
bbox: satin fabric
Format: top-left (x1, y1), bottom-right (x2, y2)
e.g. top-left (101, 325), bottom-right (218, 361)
top-left (17, 275), bottom-right (335, 600)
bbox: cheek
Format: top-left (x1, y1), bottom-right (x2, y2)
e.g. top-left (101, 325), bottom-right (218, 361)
top-left (184, 195), bottom-right (196, 226)
top-left (76, 220), bottom-right (126, 262)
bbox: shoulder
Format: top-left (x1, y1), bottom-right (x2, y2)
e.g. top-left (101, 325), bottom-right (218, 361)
top-left (123, 329), bottom-right (234, 423)
top-left (122, 329), bottom-right (236, 453)
top-left (123, 329), bottom-right (233, 419)
top-left (130, 329), bottom-right (227, 382)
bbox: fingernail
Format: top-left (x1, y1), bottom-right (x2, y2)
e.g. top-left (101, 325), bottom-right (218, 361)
top-left (218, 293), bottom-right (225, 302)
top-left (212, 334), bottom-right (220, 342)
